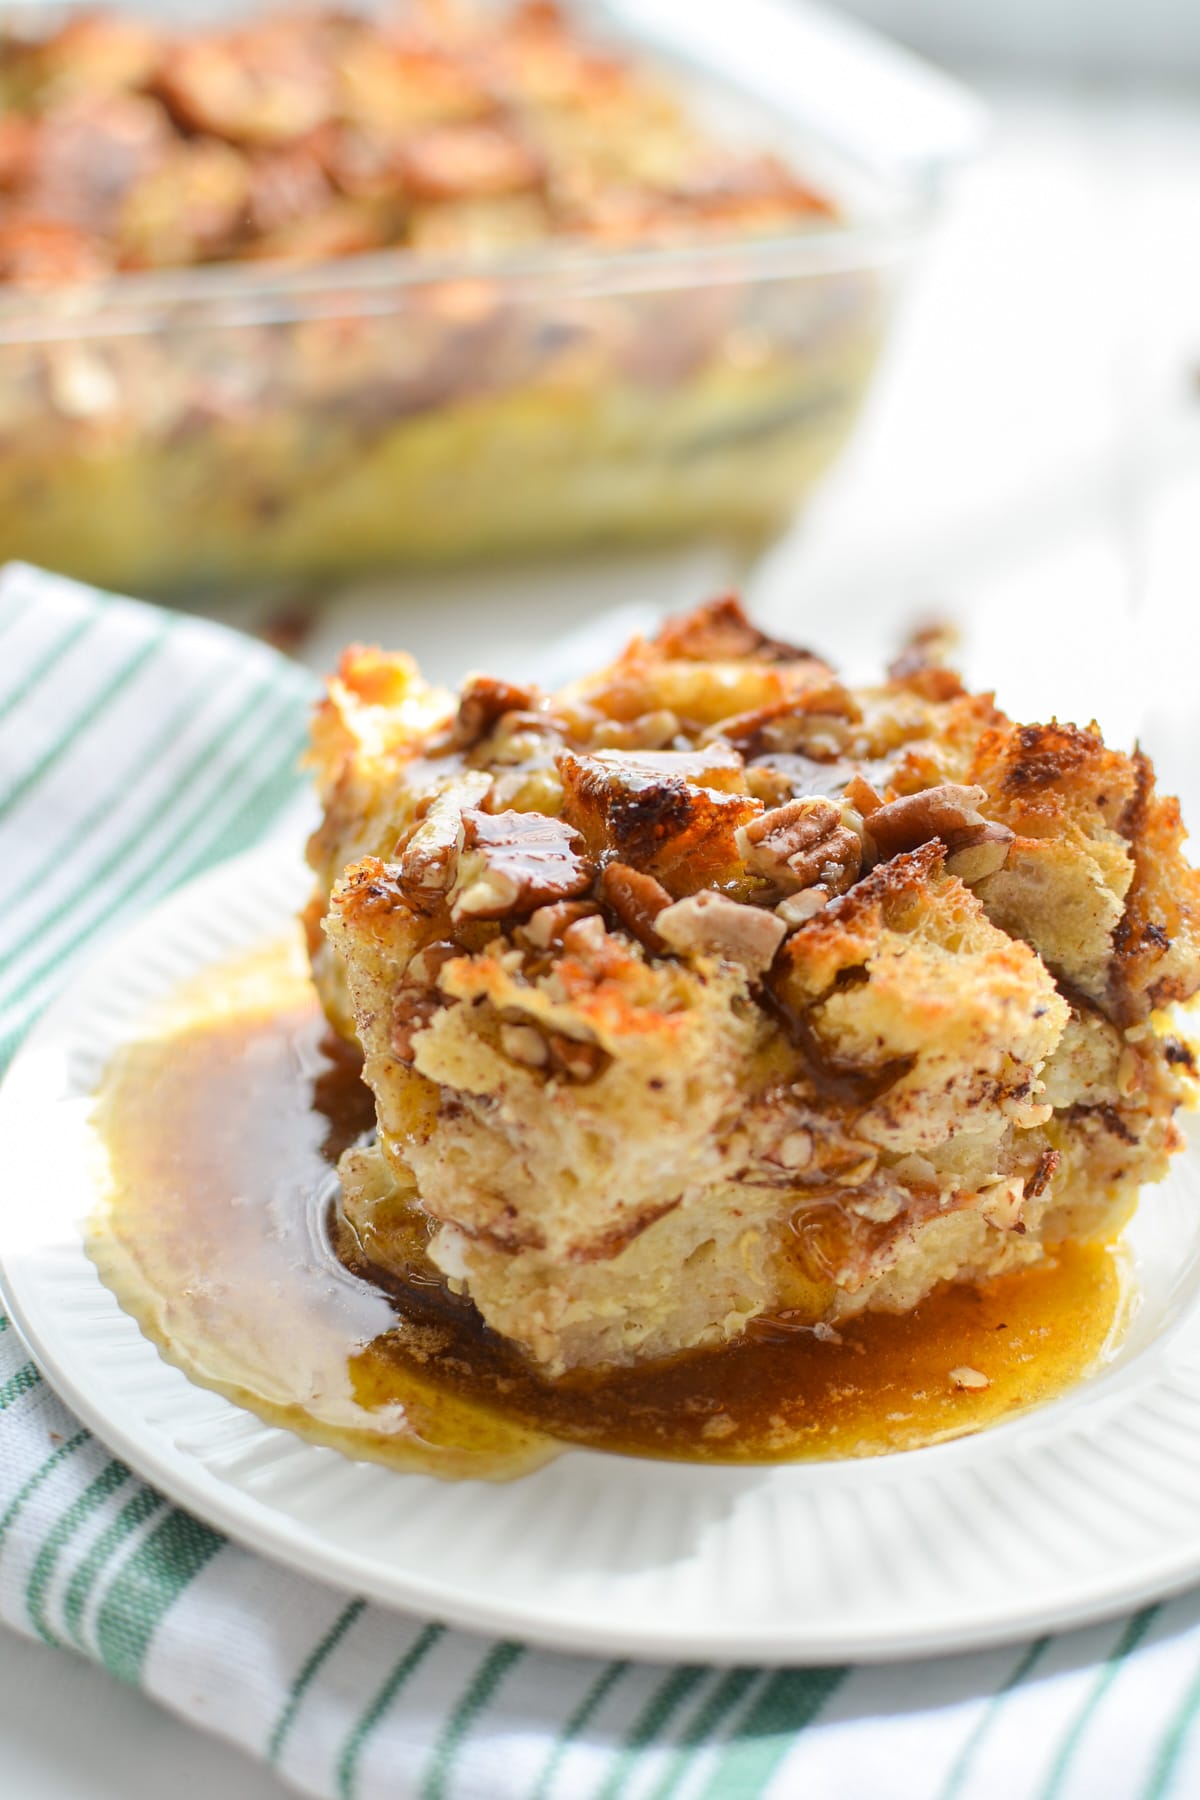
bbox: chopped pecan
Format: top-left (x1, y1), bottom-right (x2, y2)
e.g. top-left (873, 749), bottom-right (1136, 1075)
top-left (653, 595), bottom-right (816, 664)
top-left (738, 797), bottom-right (863, 896)
top-left (864, 783), bottom-right (1013, 878)
top-left (772, 1128), bottom-right (814, 1170)
top-left (776, 889), bottom-right (830, 929)
top-left (446, 675), bottom-right (539, 750)
top-left (656, 890), bottom-right (786, 974)
top-left (944, 826), bottom-right (1014, 884)
top-left (518, 899), bottom-right (601, 950)
top-left (406, 940), bottom-right (459, 988)
top-left (950, 1366), bottom-right (989, 1391)
top-left (545, 1032), bottom-right (611, 1084)
top-left (394, 773), bottom-right (491, 911)
top-left (599, 862), bottom-right (672, 952)
top-left (391, 987), bottom-right (440, 1059)
top-left (450, 809), bottom-right (593, 921)
top-left (499, 1022), bottom-right (549, 1068)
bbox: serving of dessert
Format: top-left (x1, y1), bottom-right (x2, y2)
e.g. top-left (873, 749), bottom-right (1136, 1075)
top-left (88, 598), bottom-right (1200, 1479)
top-left (0, 2), bottom-right (908, 591)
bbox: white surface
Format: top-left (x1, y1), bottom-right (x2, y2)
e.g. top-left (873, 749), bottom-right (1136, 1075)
top-left (0, 1633), bottom-right (286, 1800)
top-left (8, 80), bottom-right (1200, 1797)
top-left (841, 0), bottom-right (1200, 80)
top-left (8, 843), bottom-right (1200, 1667)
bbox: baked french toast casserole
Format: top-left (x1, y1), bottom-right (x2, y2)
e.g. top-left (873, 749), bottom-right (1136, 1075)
top-left (306, 599), bottom-right (1200, 1375)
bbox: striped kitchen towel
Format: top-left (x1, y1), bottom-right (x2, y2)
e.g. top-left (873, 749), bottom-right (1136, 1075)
top-left (6, 561), bottom-right (1200, 1800)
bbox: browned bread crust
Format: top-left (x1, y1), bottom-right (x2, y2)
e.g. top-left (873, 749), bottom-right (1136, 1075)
top-left (310, 597), bottom-right (1199, 1371)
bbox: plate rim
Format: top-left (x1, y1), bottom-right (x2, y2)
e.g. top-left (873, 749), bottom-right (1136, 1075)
top-left (4, 841), bottom-right (1200, 1666)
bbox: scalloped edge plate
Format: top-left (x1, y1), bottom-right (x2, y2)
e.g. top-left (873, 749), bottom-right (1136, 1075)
top-left (4, 844), bottom-right (1200, 1664)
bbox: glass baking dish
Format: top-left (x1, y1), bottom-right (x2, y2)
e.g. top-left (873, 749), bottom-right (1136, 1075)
top-left (0, 1), bottom-right (948, 595)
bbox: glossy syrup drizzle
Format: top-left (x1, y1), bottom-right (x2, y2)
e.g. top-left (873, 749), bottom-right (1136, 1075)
top-left (88, 936), bottom-right (1128, 1481)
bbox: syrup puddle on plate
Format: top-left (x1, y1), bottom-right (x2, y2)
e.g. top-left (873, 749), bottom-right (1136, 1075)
top-left (87, 934), bottom-right (1130, 1482)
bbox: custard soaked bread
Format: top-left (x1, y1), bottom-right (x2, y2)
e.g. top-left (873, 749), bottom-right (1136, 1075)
top-left (308, 599), bottom-right (1200, 1373)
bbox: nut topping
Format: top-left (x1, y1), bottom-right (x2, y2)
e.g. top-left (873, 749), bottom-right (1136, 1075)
top-left (519, 900), bottom-right (601, 950)
top-left (599, 862), bottom-right (672, 952)
top-left (949, 1366), bottom-right (990, 1391)
top-left (656, 890), bottom-right (786, 974)
top-left (738, 797), bottom-right (863, 896)
top-left (864, 782), bottom-right (1014, 878)
top-left (500, 1022), bottom-right (549, 1068)
top-left (450, 808), bottom-right (593, 922)
top-left (395, 772), bottom-right (491, 909)
top-left (447, 675), bottom-right (539, 750)
top-left (773, 1128), bottom-right (814, 1169)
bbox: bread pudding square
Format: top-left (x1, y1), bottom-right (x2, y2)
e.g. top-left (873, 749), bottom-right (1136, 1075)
top-left (309, 598), bottom-right (1200, 1374)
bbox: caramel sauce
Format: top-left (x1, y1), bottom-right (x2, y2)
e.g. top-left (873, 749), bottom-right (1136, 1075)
top-left (89, 936), bottom-right (1128, 1482)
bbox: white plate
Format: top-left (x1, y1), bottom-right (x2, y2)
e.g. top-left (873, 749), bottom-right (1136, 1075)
top-left (5, 844), bottom-right (1200, 1665)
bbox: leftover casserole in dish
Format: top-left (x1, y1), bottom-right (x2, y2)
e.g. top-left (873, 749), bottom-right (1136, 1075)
top-left (0, 2), bottom-right (914, 590)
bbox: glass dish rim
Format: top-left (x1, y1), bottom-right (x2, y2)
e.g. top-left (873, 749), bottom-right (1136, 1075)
top-left (0, 194), bottom-right (933, 344)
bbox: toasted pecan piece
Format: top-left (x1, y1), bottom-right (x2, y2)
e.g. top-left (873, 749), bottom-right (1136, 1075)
top-left (863, 782), bottom-right (1013, 880)
top-left (448, 675), bottom-right (540, 750)
top-left (656, 890), bottom-right (786, 974)
top-left (394, 772), bottom-right (492, 911)
top-left (451, 808), bottom-right (593, 921)
top-left (599, 862), bottom-right (672, 952)
top-left (738, 797), bottom-right (863, 896)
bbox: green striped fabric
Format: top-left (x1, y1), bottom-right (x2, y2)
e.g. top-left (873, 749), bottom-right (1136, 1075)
top-left (3, 563), bottom-right (1200, 1799)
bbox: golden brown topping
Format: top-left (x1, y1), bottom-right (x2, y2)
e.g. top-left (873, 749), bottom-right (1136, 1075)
top-left (0, 5), bottom-right (836, 285)
top-left (396, 123), bottom-right (544, 202)
top-left (451, 808), bottom-right (593, 921)
top-left (653, 596), bottom-right (815, 665)
top-left (598, 862), bottom-right (672, 952)
top-left (1109, 752), bottom-right (1200, 1022)
top-left (559, 747), bottom-right (758, 897)
top-left (656, 889), bottom-right (786, 974)
top-left (151, 26), bottom-right (333, 146)
top-left (738, 797), bottom-right (863, 896)
top-left (334, 855), bottom-right (407, 919)
top-left (886, 622), bottom-right (965, 702)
